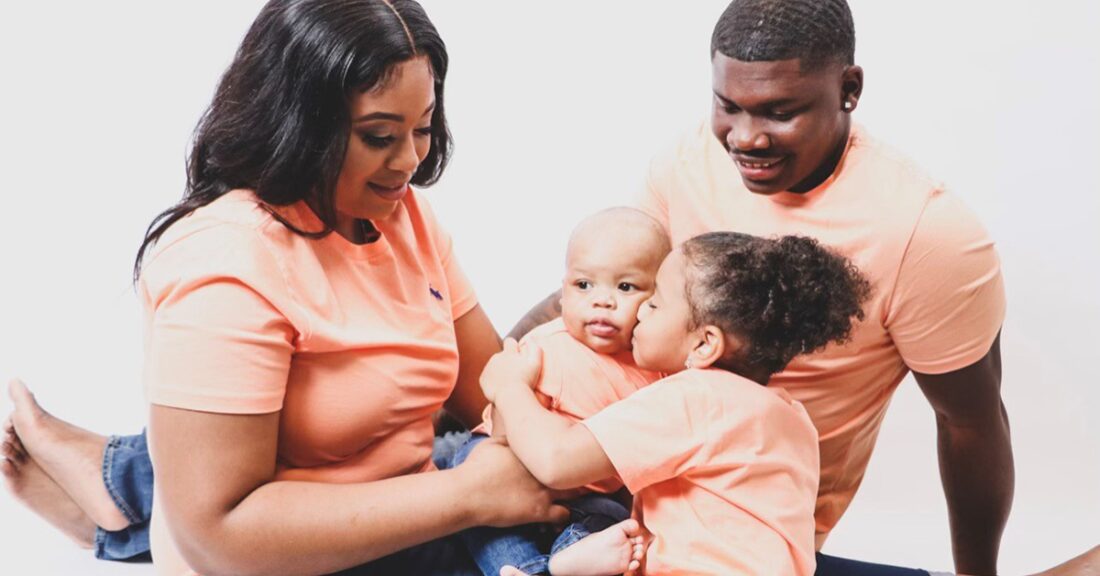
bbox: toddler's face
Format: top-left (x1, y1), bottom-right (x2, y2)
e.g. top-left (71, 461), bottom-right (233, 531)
top-left (633, 249), bottom-right (697, 373)
top-left (561, 238), bottom-right (661, 355)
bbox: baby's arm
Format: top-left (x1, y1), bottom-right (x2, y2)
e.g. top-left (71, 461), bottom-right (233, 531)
top-left (481, 339), bottom-right (616, 489)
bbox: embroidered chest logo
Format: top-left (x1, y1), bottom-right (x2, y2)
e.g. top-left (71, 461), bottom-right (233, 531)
top-left (428, 283), bottom-right (447, 324)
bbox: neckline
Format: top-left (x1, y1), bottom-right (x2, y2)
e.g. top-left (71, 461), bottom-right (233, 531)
top-left (288, 200), bottom-right (393, 261)
top-left (765, 125), bottom-right (860, 207)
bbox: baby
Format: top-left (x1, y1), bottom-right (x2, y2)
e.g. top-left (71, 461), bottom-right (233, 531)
top-left (482, 232), bottom-right (871, 576)
top-left (445, 207), bottom-right (670, 576)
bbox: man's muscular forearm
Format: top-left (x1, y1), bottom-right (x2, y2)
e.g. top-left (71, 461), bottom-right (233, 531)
top-left (937, 405), bottom-right (1014, 575)
top-left (506, 290), bottom-right (562, 341)
top-left (915, 335), bottom-right (1012, 575)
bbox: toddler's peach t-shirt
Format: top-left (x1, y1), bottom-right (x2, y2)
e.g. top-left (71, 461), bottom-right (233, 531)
top-left (583, 368), bottom-right (820, 576)
top-left (140, 189), bottom-right (476, 576)
top-left (638, 123), bottom-right (1006, 544)
top-left (479, 318), bottom-right (662, 492)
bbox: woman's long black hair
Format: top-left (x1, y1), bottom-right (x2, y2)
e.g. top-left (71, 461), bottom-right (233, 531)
top-left (133, 0), bottom-right (451, 282)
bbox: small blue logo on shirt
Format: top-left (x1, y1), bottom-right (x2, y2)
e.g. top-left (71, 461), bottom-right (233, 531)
top-left (429, 284), bottom-right (443, 301)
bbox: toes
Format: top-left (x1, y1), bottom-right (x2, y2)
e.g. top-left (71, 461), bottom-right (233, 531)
top-left (2, 416), bottom-right (13, 433)
top-left (1, 439), bottom-right (26, 464)
top-left (8, 379), bottom-right (38, 413)
top-left (619, 518), bottom-right (641, 536)
top-left (1, 456), bottom-right (18, 477)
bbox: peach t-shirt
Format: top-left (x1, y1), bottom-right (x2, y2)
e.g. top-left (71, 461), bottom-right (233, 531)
top-left (639, 123), bottom-right (1006, 544)
top-left (479, 318), bottom-right (662, 492)
top-left (583, 368), bottom-right (820, 576)
top-left (140, 189), bottom-right (477, 576)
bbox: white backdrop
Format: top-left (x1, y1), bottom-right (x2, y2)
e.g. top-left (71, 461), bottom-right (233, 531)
top-left (1, 1), bottom-right (1097, 574)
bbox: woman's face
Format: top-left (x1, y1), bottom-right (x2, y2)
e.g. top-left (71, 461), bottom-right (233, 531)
top-left (335, 56), bottom-right (436, 230)
top-left (632, 249), bottom-right (699, 373)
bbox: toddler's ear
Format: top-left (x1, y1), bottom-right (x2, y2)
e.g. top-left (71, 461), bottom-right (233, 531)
top-left (691, 325), bottom-right (729, 369)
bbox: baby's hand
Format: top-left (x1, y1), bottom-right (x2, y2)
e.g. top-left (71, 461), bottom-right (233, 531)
top-left (479, 338), bottom-right (542, 402)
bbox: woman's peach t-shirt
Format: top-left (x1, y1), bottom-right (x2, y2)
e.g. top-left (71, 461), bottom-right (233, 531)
top-left (140, 189), bottom-right (476, 575)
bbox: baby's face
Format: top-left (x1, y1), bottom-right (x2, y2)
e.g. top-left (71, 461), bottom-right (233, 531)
top-left (561, 233), bottom-right (664, 355)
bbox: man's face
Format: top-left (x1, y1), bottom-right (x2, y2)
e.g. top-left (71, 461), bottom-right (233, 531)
top-left (710, 53), bottom-right (859, 194)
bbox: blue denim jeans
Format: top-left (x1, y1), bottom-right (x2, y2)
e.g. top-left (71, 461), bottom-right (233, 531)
top-left (444, 433), bottom-right (630, 576)
top-left (94, 431), bottom-right (153, 561)
top-left (328, 533), bottom-right (479, 575)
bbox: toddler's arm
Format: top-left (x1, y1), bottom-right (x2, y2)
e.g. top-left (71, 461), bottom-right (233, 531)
top-left (481, 339), bottom-right (616, 489)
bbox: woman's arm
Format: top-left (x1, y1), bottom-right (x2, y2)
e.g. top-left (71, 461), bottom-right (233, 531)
top-left (150, 403), bottom-right (570, 576)
top-left (480, 339), bottom-right (617, 490)
top-left (447, 304), bottom-right (500, 429)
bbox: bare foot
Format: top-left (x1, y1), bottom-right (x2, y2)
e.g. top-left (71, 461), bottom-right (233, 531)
top-left (8, 379), bottom-right (130, 531)
top-left (542, 518), bottom-right (646, 576)
top-left (3, 421), bottom-right (97, 548)
top-left (1030, 544), bottom-right (1100, 576)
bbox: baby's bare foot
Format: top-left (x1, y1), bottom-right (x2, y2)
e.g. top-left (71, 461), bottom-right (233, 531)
top-left (3, 426), bottom-right (97, 548)
top-left (8, 379), bottom-right (130, 531)
top-left (545, 518), bottom-right (646, 576)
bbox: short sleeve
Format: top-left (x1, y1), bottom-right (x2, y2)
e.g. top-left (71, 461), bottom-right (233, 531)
top-left (886, 190), bottom-right (1006, 374)
top-left (519, 322), bottom-right (568, 410)
top-left (635, 151), bottom-right (673, 233)
top-left (418, 195), bottom-right (478, 319)
top-left (140, 225), bottom-right (297, 414)
top-left (581, 377), bottom-right (709, 494)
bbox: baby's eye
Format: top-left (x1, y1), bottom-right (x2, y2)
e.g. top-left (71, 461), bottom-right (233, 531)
top-left (618, 282), bottom-right (636, 293)
top-left (575, 280), bottom-right (591, 290)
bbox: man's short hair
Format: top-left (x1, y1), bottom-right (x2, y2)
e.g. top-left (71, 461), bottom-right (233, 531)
top-left (711, 0), bottom-right (855, 70)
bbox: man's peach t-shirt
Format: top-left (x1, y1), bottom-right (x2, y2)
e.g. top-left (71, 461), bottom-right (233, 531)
top-left (478, 318), bottom-right (662, 492)
top-left (140, 189), bottom-right (477, 576)
top-left (583, 368), bottom-right (820, 576)
top-left (639, 123), bottom-right (1006, 544)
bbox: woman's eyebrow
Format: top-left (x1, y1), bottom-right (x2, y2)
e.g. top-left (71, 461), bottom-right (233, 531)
top-left (354, 101), bottom-right (435, 123)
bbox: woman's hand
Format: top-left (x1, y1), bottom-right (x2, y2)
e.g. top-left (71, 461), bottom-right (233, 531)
top-left (457, 437), bottom-right (575, 527)
top-left (479, 338), bottom-right (542, 403)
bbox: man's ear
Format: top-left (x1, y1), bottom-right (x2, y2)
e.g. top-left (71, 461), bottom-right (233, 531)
top-left (840, 64), bottom-right (863, 112)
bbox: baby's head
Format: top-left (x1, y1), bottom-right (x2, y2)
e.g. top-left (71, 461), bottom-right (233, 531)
top-left (561, 207), bottom-right (671, 355)
top-left (633, 232), bottom-right (871, 382)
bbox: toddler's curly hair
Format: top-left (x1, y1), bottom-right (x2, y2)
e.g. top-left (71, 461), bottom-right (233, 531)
top-left (681, 232), bottom-right (871, 377)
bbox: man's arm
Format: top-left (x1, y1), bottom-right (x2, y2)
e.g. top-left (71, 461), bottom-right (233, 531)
top-left (506, 290), bottom-right (561, 341)
top-left (913, 332), bottom-right (1012, 576)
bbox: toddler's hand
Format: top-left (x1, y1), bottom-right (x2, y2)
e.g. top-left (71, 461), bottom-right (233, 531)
top-left (479, 338), bottom-right (542, 402)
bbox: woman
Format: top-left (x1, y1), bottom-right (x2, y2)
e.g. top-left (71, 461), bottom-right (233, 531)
top-left (6, 1), bottom-right (569, 574)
